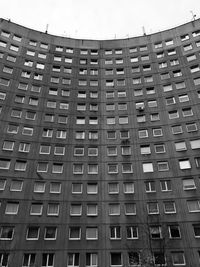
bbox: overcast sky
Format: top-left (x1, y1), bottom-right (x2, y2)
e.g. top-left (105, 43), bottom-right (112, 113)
top-left (1, 0), bottom-right (200, 40)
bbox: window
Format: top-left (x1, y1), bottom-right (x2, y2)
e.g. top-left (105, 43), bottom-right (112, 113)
top-left (151, 113), bottom-right (160, 121)
top-left (47, 203), bottom-right (59, 216)
top-left (10, 45), bottom-right (19, 52)
top-left (34, 181), bottom-right (45, 193)
top-left (137, 114), bottom-right (146, 123)
top-left (109, 204), bottom-right (120, 215)
top-left (166, 97), bottom-right (176, 105)
top-left (187, 200), bottom-right (200, 212)
top-left (87, 204), bottom-right (98, 216)
top-left (121, 146), bottom-right (131, 156)
top-left (145, 181), bottom-right (156, 193)
top-left (150, 226), bottom-right (162, 239)
top-left (172, 125), bottom-right (183, 134)
top-left (163, 84), bottom-right (173, 92)
top-left (110, 226), bottom-right (121, 239)
top-left (5, 202), bottom-right (19, 214)
top-left (7, 124), bottom-right (19, 134)
top-left (128, 252), bottom-right (140, 266)
top-left (15, 95), bottom-right (25, 103)
top-left (160, 180), bottom-right (172, 192)
top-left (170, 59), bottom-right (179, 66)
top-left (122, 163), bottom-right (133, 173)
top-left (159, 62), bottom-right (167, 69)
top-left (73, 163), bottom-right (84, 173)
top-left (190, 139), bottom-right (200, 149)
top-left (0, 159), bottom-right (11, 170)
top-left (10, 180), bottom-right (23, 191)
top-left (171, 252), bottom-right (185, 266)
top-left (44, 227), bottom-right (57, 240)
top-left (126, 226), bottom-right (138, 239)
top-left (193, 224), bottom-right (200, 238)
top-left (3, 140), bottom-right (14, 151)
top-left (58, 115), bottom-right (68, 124)
top-left (43, 129), bottom-right (53, 138)
top-left (0, 179), bottom-right (6, 191)
top-left (50, 182), bottom-right (61, 194)
top-left (142, 163), bottom-right (153, 173)
top-left (75, 131), bottom-right (85, 140)
top-left (169, 225), bottom-right (181, 239)
top-left (179, 94), bottom-right (189, 102)
top-left (26, 111), bottom-right (36, 120)
top-left (88, 164), bottom-right (98, 174)
top-left (186, 123), bottom-right (197, 132)
top-left (110, 253), bottom-right (122, 266)
top-left (118, 103), bottom-right (127, 111)
top-left (52, 163), bottom-right (63, 173)
top-left (0, 77), bottom-right (10, 87)
top-left (86, 227), bottom-right (98, 240)
top-left (169, 110), bottom-right (179, 119)
top-left (175, 81), bottom-right (186, 90)
top-left (76, 117), bottom-right (85, 125)
top-left (154, 252), bottom-right (165, 266)
top-left (119, 116), bottom-right (128, 124)
top-left (70, 204), bottom-right (82, 216)
top-left (123, 182), bottom-right (134, 194)
top-left (87, 183), bottom-right (98, 194)
top-left (3, 66), bottom-right (13, 74)
top-left (138, 129), bottom-right (148, 138)
top-left (40, 145), bottom-right (51, 154)
top-left (88, 147), bottom-right (98, 156)
top-left (107, 117), bottom-right (115, 125)
top-left (54, 146), bottom-right (65, 155)
top-left (69, 227), bottom-right (81, 240)
top-left (14, 161), bottom-right (27, 172)
top-left (67, 253), bottom-right (79, 267)
top-left (154, 144), bottom-right (165, 153)
top-left (182, 108), bottom-right (193, 117)
top-left (31, 85), bottom-right (41, 93)
top-left (22, 253), bottom-right (36, 267)
top-left (42, 253), bottom-right (54, 267)
top-left (173, 70), bottom-right (182, 77)
top-left (56, 130), bottom-right (66, 139)
top-left (0, 253), bottom-right (9, 267)
top-left (89, 117), bottom-right (98, 125)
top-left (22, 127), bottom-right (33, 136)
top-left (44, 114), bottom-right (55, 122)
top-left (179, 159), bottom-right (191, 169)
top-left (161, 72), bottom-right (170, 80)
top-left (72, 183), bottom-right (82, 194)
top-left (108, 183), bottom-right (119, 194)
top-left (30, 203), bottom-right (43, 215)
top-left (89, 131), bottom-right (98, 140)
top-left (153, 128), bottom-right (163, 137)
top-left (164, 201), bottom-right (176, 214)
top-left (0, 226), bottom-right (14, 240)
top-left (86, 253), bottom-right (98, 267)
top-left (147, 202), bottom-right (159, 214)
top-left (157, 161), bottom-right (169, 171)
top-left (125, 203), bottom-right (136, 215)
top-left (184, 44), bottom-right (192, 51)
top-left (26, 226), bottom-right (40, 240)
top-left (108, 164), bottom-right (118, 174)
top-left (175, 141), bottom-right (187, 151)
top-left (187, 54), bottom-right (196, 62)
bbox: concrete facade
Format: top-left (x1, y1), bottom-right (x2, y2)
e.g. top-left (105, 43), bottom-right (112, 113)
top-left (0, 18), bottom-right (200, 266)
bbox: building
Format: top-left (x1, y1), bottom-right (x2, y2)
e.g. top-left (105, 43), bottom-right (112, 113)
top-left (0, 17), bottom-right (200, 267)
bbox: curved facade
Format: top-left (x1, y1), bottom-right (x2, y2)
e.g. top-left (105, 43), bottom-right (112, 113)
top-left (0, 18), bottom-right (200, 267)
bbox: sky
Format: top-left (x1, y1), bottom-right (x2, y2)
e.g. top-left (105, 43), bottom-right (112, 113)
top-left (1, 0), bottom-right (200, 40)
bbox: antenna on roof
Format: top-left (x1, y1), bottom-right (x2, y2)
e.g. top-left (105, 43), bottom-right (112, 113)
top-left (142, 26), bottom-right (146, 36)
top-left (45, 24), bottom-right (49, 34)
top-left (190, 11), bottom-right (196, 21)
